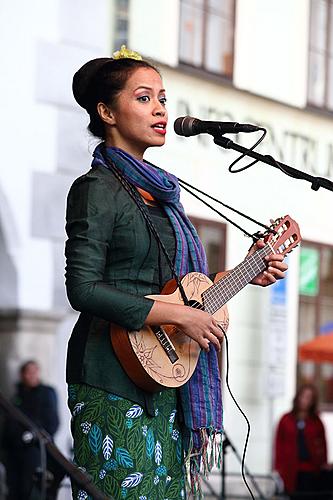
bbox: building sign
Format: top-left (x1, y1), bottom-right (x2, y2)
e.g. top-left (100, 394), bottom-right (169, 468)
top-left (299, 247), bottom-right (320, 296)
top-left (265, 271), bottom-right (288, 398)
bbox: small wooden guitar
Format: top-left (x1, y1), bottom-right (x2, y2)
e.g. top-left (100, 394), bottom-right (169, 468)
top-left (111, 215), bottom-right (301, 392)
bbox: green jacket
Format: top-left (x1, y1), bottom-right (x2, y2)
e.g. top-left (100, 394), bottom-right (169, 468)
top-left (65, 164), bottom-right (175, 414)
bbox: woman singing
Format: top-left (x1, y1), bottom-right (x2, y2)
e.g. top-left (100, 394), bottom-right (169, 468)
top-left (65, 46), bottom-right (287, 499)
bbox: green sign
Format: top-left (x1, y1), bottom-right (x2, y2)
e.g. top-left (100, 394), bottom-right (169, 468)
top-left (299, 247), bottom-right (319, 296)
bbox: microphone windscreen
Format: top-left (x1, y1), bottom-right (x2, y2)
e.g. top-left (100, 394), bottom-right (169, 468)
top-left (174, 116), bottom-right (197, 137)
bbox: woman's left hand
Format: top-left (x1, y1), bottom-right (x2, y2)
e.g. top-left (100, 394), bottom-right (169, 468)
top-left (250, 239), bottom-right (288, 287)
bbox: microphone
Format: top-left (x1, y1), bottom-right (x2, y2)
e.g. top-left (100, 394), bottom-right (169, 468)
top-left (174, 116), bottom-right (260, 137)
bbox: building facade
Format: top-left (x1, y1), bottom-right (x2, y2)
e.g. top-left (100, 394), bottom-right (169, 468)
top-left (1, 0), bottom-right (333, 493)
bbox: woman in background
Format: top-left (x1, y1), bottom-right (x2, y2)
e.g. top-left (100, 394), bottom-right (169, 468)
top-left (274, 383), bottom-right (328, 499)
top-left (65, 46), bottom-right (287, 499)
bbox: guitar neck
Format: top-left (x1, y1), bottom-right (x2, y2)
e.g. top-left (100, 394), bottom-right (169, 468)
top-left (203, 244), bottom-right (273, 314)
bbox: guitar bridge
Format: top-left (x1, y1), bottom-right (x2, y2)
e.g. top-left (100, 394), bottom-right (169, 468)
top-left (151, 326), bottom-right (179, 364)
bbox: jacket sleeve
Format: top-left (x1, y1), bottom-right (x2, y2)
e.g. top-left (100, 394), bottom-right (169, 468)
top-left (315, 416), bottom-right (327, 466)
top-left (274, 416), bottom-right (285, 474)
top-left (65, 174), bottom-right (154, 330)
top-left (42, 387), bottom-right (59, 436)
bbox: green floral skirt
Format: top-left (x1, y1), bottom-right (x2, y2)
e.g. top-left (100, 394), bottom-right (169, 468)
top-left (68, 384), bottom-right (186, 500)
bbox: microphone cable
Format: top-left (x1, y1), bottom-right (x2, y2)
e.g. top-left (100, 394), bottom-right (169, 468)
top-left (173, 179), bottom-right (271, 499)
top-left (221, 327), bottom-right (256, 500)
top-left (219, 124), bottom-right (301, 181)
top-left (227, 127), bottom-right (267, 173)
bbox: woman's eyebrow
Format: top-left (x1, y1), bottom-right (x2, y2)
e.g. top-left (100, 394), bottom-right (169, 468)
top-left (134, 85), bottom-right (166, 93)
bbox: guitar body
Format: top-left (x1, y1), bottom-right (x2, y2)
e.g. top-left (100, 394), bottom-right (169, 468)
top-left (111, 272), bottom-right (229, 392)
top-left (111, 214), bottom-right (301, 393)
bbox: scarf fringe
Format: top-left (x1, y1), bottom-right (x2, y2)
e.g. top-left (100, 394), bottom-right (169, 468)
top-left (185, 429), bottom-right (223, 498)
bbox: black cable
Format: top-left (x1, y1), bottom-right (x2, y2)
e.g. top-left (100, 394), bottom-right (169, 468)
top-left (177, 177), bottom-right (275, 235)
top-left (179, 181), bottom-right (255, 239)
top-left (178, 179), bottom-right (276, 243)
top-left (227, 128), bottom-right (267, 173)
top-left (103, 149), bottom-right (268, 499)
top-left (222, 329), bottom-right (255, 500)
top-left (224, 126), bottom-right (301, 181)
top-left (103, 155), bottom-right (190, 305)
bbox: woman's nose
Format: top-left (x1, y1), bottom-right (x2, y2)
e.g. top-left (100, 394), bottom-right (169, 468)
top-left (153, 100), bottom-right (166, 116)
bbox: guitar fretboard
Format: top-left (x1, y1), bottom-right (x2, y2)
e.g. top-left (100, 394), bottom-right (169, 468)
top-left (202, 244), bottom-right (273, 314)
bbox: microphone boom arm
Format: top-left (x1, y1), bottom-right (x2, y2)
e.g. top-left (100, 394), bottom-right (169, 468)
top-left (213, 135), bottom-right (333, 192)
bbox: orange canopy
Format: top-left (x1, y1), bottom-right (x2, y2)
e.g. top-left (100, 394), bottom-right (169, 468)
top-left (298, 332), bottom-right (333, 363)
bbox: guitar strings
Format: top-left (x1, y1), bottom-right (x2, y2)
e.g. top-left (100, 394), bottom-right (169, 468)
top-left (202, 245), bottom-right (270, 313)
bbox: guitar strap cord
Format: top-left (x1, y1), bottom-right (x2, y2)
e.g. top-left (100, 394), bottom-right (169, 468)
top-left (105, 153), bottom-right (261, 500)
top-left (103, 154), bottom-right (190, 306)
top-left (173, 180), bottom-right (270, 499)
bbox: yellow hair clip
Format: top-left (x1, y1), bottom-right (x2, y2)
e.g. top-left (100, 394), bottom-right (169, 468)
top-left (112, 45), bottom-right (143, 61)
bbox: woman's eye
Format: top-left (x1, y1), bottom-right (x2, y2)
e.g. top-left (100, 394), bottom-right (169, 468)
top-left (159, 97), bottom-right (167, 106)
top-left (137, 96), bottom-right (150, 102)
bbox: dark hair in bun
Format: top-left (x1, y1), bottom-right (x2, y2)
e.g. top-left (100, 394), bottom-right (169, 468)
top-left (72, 57), bottom-right (159, 140)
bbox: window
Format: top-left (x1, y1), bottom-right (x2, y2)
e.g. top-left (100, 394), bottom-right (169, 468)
top-left (308, 0), bottom-right (333, 110)
top-left (190, 217), bottom-right (226, 272)
top-left (179, 0), bottom-right (235, 78)
top-left (297, 242), bottom-right (333, 406)
top-left (113, 0), bottom-right (129, 51)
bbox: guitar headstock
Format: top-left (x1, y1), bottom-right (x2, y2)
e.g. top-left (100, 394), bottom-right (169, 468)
top-left (265, 215), bottom-right (301, 256)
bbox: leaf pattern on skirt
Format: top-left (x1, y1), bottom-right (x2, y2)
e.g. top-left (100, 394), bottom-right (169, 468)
top-left (102, 434), bottom-right (113, 460)
top-left (68, 384), bottom-right (185, 499)
top-left (121, 472), bottom-right (143, 488)
top-left (73, 402), bottom-right (85, 416)
top-left (88, 424), bottom-right (102, 455)
top-left (125, 404), bottom-right (144, 418)
top-left (116, 447), bottom-right (134, 468)
top-left (146, 428), bottom-right (154, 459)
top-left (154, 441), bottom-right (162, 465)
top-left (169, 409), bottom-right (177, 423)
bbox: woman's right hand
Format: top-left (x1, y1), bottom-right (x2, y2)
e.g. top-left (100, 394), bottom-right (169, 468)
top-left (146, 301), bottom-right (223, 352)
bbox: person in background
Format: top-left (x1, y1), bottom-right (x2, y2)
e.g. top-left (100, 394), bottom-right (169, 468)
top-left (65, 45), bottom-right (287, 499)
top-left (274, 383), bottom-right (329, 499)
top-left (2, 360), bottom-right (59, 499)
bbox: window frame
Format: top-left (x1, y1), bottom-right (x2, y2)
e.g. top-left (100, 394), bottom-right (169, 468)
top-left (178, 0), bottom-right (236, 80)
top-left (307, 0), bottom-right (333, 112)
top-left (189, 216), bottom-right (227, 273)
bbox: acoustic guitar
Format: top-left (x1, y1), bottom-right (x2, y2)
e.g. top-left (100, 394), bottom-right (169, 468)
top-left (111, 215), bottom-right (301, 392)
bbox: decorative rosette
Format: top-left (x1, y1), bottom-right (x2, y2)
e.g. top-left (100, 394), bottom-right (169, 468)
top-left (112, 45), bottom-right (143, 61)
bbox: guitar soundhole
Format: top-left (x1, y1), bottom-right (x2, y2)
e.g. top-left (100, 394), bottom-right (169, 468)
top-left (172, 363), bottom-right (186, 382)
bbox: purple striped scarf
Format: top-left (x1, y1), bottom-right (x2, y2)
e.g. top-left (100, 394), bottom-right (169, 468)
top-left (92, 144), bottom-right (223, 476)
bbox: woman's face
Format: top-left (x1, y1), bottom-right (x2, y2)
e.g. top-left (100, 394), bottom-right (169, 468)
top-left (298, 387), bottom-right (315, 412)
top-left (106, 67), bottom-right (168, 159)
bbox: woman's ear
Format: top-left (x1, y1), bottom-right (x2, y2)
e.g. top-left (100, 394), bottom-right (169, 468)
top-left (97, 102), bottom-right (115, 126)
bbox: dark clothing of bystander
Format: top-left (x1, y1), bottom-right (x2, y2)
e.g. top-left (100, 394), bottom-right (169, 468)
top-left (274, 411), bottom-right (327, 497)
top-left (2, 383), bottom-right (59, 500)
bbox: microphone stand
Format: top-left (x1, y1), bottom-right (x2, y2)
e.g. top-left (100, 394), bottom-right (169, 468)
top-left (221, 430), bottom-right (266, 500)
top-left (213, 135), bottom-right (333, 192)
top-left (0, 391), bottom-right (111, 500)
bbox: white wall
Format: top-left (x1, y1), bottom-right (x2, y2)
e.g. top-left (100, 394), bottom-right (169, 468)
top-left (0, 0), bottom-right (111, 311)
top-left (234, 0), bottom-right (310, 108)
top-left (0, 0), bottom-right (59, 310)
top-left (129, 0), bottom-right (180, 67)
